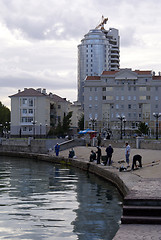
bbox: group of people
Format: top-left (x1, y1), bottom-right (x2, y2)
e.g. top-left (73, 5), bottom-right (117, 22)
top-left (55, 141), bottom-right (142, 171)
top-left (89, 141), bottom-right (142, 170)
top-left (89, 144), bottom-right (114, 165)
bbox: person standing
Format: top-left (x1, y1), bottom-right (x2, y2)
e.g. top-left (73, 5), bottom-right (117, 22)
top-left (105, 144), bottom-right (114, 166)
top-left (96, 146), bottom-right (101, 164)
top-left (97, 134), bottom-right (102, 146)
top-left (55, 143), bottom-right (60, 156)
top-left (125, 142), bottom-right (130, 167)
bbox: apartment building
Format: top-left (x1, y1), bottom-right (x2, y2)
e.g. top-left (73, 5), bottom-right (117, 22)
top-left (9, 88), bottom-right (82, 137)
top-left (84, 68), bottom-right (161, 137)
top-left (77, 26), bottom-right (120, 106)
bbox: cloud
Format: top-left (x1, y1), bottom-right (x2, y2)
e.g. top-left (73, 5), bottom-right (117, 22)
top-left (0, 0), bottom-right (161, 109)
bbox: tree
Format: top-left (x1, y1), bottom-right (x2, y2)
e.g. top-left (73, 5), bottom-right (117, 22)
top-left (0, 102), bottom-right (10, 137)
top-left (137, 122), bottom-right (149, 135)
top-left (78, 114), bottom-right (84, 130)
top-left (53, 111), bottom-right (73, 137)
top-left (0, 102), bottom-right (10, 125)
top-left (62, 111), bottom-right (73, 134)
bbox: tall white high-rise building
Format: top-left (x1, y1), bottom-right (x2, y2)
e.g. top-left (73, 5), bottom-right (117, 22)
top-left (77, 17), bottom-right (120, 106)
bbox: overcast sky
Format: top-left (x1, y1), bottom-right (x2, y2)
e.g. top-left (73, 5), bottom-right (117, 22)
top-left (0, 0), bottom-right (161, 108)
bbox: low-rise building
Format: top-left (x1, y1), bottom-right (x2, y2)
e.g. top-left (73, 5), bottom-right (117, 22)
top-left (9, 88), bottom-right (77, 137)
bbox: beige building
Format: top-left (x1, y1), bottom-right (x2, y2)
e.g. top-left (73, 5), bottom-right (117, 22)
top-left (9, 88), bottom-right (82, 137)
top-left (84, 69), bottom-right (161, 137)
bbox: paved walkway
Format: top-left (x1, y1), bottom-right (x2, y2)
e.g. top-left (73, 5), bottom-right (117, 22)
top-left (59, 146), bottom-right (161, 240)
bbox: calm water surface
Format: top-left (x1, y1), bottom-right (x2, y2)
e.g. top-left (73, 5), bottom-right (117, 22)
top-left (0, 156), bottom-right (123, 240)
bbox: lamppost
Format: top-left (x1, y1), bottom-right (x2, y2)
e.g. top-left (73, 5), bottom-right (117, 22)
top-left (153, 113), bottom-right (161, 140)
top-left (118, 115), bottom-right (125, 139)
top-left (123, 118), bottom-right (126, 136)
top-left (90, 118), bottom-right (97, 130)
top-left (45, 123), bottom-right (48, 138)
top-left (31, 120), bottom-right (37, 139)
top-left (40, 123), bottom-right (42, 138)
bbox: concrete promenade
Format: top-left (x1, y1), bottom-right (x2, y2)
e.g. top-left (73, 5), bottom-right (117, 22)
top-left (59, 146), bottom-right (161, 240)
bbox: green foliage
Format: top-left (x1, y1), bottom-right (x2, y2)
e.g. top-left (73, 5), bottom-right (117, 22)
top-left (137, 122), bottom-right (149, 135)
top-left (78, 114), bottom-right (84, 130)
top-left (53, 111), bottom-right (73, 137)
top-left (0, 102), bottom-right (10, 125)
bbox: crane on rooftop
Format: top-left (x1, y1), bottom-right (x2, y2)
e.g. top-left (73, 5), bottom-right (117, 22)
top-left (95, 16), bottom-right (108, 30)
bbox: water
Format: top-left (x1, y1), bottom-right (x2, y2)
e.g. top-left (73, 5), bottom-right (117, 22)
top-left (0, 156), bottom-right (123, 240)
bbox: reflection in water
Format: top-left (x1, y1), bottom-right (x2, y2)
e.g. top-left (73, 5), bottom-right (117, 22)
top-left (0, 156), bottom-right (123, 240)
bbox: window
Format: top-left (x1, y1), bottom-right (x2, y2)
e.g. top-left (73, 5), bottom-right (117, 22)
top-left (22, 98), bottom-right (27, 105)
top-left (139, 96), bottom-right (146, 100)
top-left (116, 96), bottom-right (119, 100)
top-left (139, 87), bottom-right (146, 91)
top-left (146, 96), bottom-right (150, 100)
top-left (102, 87), bottom-right (106, 91)
top-left (22, 127), bottom-right (27, 131)
top-left (58, 105), bottom-right (61, 109)
top-left (89, 104), bottom-right (92, 108)
top-left (128, 96), bottom-right (131, 100)
top-left (133, 96), bottom-right (136, 100)
top-left (155, 96), bottom-right (159, 101)
top-left (106, 96), bottom-right (113, 100)
top-left (128, 104), bottom-right (131, 109)
top-left (89, 96), bottom-right (92, 100)
top-left (95, 87), bottom-right (97, 91)
top-left (106, 87), bottom-right (113, 91)
top-left (90, 87), bottom-right (92, 91)
top-left (95, 96), bottom-right (98, 100)
top-left (22, 109), bottom-right (27, 114)
top-left (121, 96), bottom-right (124, 100)
top-left (29, 109), bottom-right (33, 114)
top-left (29, 98), bottom-right (33, 107)
top-left (102, 96), bottom-right (106, 100)
top-left (116, 104), bottom-right (119, 109)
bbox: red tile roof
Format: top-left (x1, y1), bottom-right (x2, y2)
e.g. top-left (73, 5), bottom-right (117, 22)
top-left (102, 71), bottom-right (119, 75)
top-left (86, 76), bottom-right (101, 80)
top-left (9, 88), bottom-right (46, 97)
top-left (153, 76), bottom-right (161, 80)
top-left (134, 70), bottom-right (152, 75)
top-left (49, 94), bottom-right (68, 102)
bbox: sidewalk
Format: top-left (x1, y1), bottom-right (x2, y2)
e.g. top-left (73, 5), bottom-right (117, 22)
top-left (59, 146), bottom-right (161, 240)
top-left (59, 146), bottom-right (161, 179)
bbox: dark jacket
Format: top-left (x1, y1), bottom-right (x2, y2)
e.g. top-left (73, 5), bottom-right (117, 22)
top-left (106, 146), bottom-right (113, 157)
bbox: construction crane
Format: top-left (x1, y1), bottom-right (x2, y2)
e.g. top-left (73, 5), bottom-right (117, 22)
top-left (95, 16), bottom-right (108, 30)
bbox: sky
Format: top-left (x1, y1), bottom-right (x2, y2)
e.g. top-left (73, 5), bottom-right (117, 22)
top-left (0, 0), bottom-right (161, 109)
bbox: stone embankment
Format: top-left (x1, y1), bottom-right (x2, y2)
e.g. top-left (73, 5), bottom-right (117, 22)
top-left (1, 141), bottom-right (161, 239)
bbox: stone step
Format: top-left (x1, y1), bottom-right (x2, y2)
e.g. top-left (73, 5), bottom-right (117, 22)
top-left (123, 205), bottom-right (161, 217)
top-left (121, 216), bottom-right (161, 224)
top-left (124, 198), bottom-right (161, 207)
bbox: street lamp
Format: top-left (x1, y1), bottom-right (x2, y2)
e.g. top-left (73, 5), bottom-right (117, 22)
top-left (153, 113), bottom-right (161, 140)
top-left (31, 120), bottom-right (37, 139)
top-left (118, 115), bottom-right (125, 139)
top-left (40, 123), bottom-right (42, 138)
top-left (90, 118), bottom-right (97, 130)
top-left (123, 118), bottom-right (126, 136)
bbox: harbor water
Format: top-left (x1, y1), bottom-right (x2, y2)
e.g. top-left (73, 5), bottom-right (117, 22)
top-left (0, 156), bottom-right (123, 240)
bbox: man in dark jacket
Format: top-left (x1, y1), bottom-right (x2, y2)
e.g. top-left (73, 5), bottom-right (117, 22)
top-left (96, 146), bottom-right (101, 164)
top-left (132, 154), bottom-right (142, 170)
top-left (105, 144), bottom-right (114, 166)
